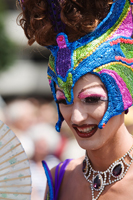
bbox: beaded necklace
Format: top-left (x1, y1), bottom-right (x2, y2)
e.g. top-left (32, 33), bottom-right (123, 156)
top-left (82, 145), bottom-right (133, 200)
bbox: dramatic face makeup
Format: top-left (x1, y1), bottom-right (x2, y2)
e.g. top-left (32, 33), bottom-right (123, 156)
top-left (55, 74), bottom-right (120, 151)
top-left (78, 86), bottom-right (108, 104)
top-left (56, 81), bottom-right (108, 106)
top-left (55, 74), bottom-right (124, 151)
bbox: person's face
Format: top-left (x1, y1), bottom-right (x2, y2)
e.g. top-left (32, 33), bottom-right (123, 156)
top-left (56, 74), bottom-right (123, 151)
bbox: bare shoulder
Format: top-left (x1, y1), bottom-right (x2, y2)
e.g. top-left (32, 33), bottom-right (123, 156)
top-left (66, 156), bottom-right (84, 171)
top-left (61, 156), bottom-right (85, 184)
top-left (50, 156), bottom-right (84, 179)
top-left (47, 156), bottom-right (84, 189)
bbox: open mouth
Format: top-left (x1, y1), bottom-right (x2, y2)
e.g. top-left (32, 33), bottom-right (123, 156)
top-left (73, 125), bottom-right (98, 138)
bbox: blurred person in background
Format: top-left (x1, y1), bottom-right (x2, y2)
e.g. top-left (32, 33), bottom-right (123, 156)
top-left (3, 99), bottom-right (38, 159)
top-left (25, 123), bottom-right (61, 200)
top-left (4, 99), bottom-right (38, 134)
top-left (37, 101), bottom-right (58, 126)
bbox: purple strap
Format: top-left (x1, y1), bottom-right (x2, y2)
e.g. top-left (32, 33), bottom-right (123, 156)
top-left (54, 159), bottom-right (72, 200)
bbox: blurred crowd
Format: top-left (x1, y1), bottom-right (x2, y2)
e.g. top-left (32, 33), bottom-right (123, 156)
top-left (0, 97), bottom-right (132, 199)
top-left (0, 97), bottom-right (85, 200)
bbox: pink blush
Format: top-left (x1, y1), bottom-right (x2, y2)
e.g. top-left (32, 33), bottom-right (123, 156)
top-left (56, 90), bottom-right (65, 100)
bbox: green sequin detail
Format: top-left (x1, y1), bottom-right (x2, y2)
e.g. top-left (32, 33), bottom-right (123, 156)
top-left (96, 63), bottom-right (133, 98)
top-left (120, 43), bottom-right (133, 59)
top-left (49, 54), bottom-right (55, 72)
top-left (47, 75), bottom-right (52, 80)
top-left (57, 73), bottom-right (73, 102)
top-left (73, 0), bottom-right (130, 68)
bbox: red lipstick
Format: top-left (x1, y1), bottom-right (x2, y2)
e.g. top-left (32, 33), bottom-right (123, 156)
top-left (72, 124), bottom-right (98, 138)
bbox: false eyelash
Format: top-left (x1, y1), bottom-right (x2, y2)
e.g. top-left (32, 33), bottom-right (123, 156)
top-left (81, 96), bottom-right (108, 104)
top-left (56, 99), bottom-right (67, 105)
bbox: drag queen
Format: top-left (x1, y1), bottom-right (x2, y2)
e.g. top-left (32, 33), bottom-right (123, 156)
top-left (18, 0), bottom-right (133, 199)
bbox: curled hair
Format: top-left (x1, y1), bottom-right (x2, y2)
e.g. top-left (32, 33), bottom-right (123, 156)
top-left (17, 0), bottom-right (113, 46)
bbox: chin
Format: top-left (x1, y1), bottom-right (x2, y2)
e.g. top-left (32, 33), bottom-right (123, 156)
top-left (73, 133), bottom-right (101, 152)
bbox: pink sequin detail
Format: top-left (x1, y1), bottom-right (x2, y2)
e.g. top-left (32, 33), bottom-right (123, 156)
top-left (109, 9), bottom-right (133, 39)
top-left (115, 56), bottom-right (133, 64)
top-left (99, 69), bottom-right (132, 109)
top-left (110, 38), bottom-right (133, 46)
top-left (56, 35), bottom-right (67, 49)
top-left (49, 79), bottom-right (52, 84)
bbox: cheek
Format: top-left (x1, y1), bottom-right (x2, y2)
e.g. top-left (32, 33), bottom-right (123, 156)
top-left (88, 103), bottom-right (107, 120)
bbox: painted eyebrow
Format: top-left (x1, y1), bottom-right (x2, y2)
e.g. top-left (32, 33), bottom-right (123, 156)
top-left (78, 84), bottom-right (106, 96)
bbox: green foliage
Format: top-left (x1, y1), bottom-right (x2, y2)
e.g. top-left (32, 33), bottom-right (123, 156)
top-left (0, 1), bottom-right (16, 71)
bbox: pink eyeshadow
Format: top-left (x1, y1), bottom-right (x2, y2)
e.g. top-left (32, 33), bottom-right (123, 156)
top-left (78, 87), bottom-right (108, 99)
top-left (78, 93), bottom-right (105, 99)
top-left (56, 90), bottom-right (65, 100)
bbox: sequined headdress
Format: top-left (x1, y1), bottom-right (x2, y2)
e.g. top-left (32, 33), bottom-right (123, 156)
top-left (19, 0), bottom-right (133, 132)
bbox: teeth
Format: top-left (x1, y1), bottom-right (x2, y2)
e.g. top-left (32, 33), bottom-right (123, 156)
top-left (77, 126), bottom-right (95, 133)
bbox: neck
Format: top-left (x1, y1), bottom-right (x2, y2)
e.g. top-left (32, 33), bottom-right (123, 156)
top-left (86, 125), bottom-right (133, 171)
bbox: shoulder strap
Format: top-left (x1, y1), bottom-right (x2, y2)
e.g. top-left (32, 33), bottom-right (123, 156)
top-left (42, 160), bottom-right (54, 200)
top-left (54, 159), bottom-right (72, 200)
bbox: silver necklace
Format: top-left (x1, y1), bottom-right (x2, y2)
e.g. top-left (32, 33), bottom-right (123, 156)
top-left (83, 145), bottom-right (133, 200)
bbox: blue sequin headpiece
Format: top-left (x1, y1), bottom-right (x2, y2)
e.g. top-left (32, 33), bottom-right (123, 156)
top-left (47, 0), bottom-right (133, 132)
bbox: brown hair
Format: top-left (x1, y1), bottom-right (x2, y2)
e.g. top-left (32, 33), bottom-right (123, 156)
top-left (17, 0), bottom-right (113, 46)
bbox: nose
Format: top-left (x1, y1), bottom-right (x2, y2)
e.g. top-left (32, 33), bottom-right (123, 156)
top-left (71, 104), bottom-right (88, 125)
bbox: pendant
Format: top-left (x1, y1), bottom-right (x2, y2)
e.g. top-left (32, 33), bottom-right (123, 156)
top-left (111, 161), bottom-right (124, 178)
top-left (91, 174), bottom-right (105, 200)
top-left (82, 159), bottom-right (88, 173)
top-left (92, 174), bottom-right (103, 191)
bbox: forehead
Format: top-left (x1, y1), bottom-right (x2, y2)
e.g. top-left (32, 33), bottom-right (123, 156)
top-left (56, 73), bottom-right (106, 93)
top-left (75, 73), bottom-right (105, 89)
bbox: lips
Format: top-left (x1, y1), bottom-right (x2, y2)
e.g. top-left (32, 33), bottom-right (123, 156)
top-left (72, 124), bottom-right (98, 138)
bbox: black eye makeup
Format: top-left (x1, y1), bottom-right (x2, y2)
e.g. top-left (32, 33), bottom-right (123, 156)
top-left (80, 95), bottom-right (108, 104)
top-left (56, 99), bottom-right (67, 105)
top-left (78, 87), bottom-right (108, 105)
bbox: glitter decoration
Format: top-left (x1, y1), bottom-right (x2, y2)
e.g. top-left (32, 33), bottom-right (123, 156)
top-left (47, 0), bottom-right (133, 132)
top-left (56, 34), bottom-right (71, 78)
top-left (57, 73), bottom-right (73, 103)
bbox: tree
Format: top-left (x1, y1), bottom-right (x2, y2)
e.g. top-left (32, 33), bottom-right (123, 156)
top-left (0, 0), bottom-right (16, 71)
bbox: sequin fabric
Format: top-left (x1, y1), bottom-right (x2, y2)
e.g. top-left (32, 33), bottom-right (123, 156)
top-left (47, 0), bottom-right (133, 132)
